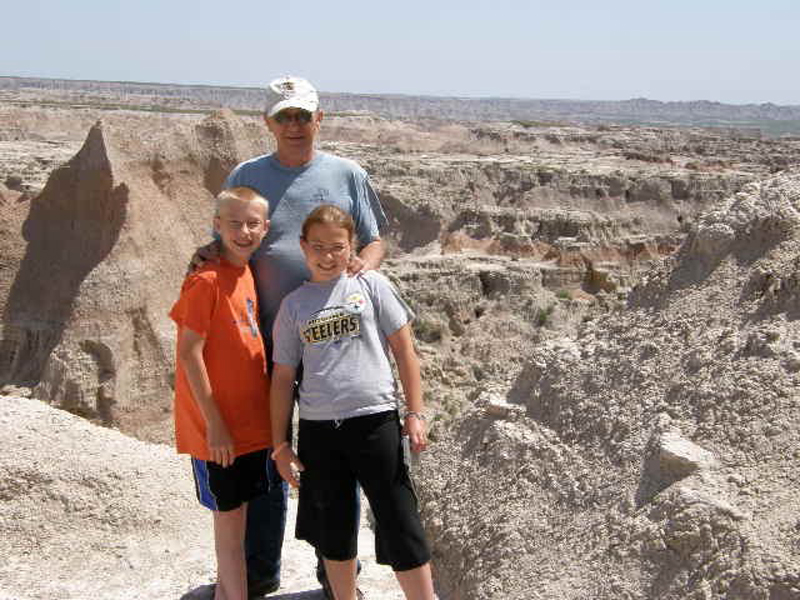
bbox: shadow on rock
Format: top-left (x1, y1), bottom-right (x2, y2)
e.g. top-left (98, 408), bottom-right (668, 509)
top-left (1, 122), bottom-right (127, 386)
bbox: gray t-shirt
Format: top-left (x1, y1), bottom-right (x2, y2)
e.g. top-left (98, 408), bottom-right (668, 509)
top-left (224, 151), bottom-right (387, 335)
top-left (272, 271), bottom-right (414, 421)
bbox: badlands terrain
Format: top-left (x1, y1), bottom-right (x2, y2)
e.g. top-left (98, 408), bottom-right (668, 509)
top-left (1, 80), bottom-right (799, 599)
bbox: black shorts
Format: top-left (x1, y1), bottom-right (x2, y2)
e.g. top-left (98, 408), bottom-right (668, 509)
top-left (191, 448), bottom-right (269, 512)
top-left (296, 410), bottom-right (431, 571)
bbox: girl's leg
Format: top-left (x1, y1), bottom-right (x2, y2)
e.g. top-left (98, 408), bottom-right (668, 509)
top-left (213, 503), bottom-right (248, 600)
top-left (395, 562), bottom-right (435, 600)
top-left (322, 557), bottom-right (358, 600)
top-left (351, 413), bottom-right (431, 597)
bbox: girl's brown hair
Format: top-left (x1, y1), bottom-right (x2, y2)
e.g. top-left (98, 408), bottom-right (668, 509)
top-left (301, 204), bottom-right (355, 241)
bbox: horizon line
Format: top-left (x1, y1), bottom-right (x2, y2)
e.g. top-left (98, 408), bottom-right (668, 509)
top-left (1, 74), bottom-right (798, 109)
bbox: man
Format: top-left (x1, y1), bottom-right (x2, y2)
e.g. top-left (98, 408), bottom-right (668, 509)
top-left (225, 76), bottom-right (387, 598)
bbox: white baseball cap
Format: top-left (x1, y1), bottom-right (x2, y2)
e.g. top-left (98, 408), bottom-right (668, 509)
top-left (264, 76), bottom-right (319, 117)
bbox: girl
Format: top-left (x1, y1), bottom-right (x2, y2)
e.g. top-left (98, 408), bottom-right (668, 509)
top-left (269, 204), bottom-right (435, 600)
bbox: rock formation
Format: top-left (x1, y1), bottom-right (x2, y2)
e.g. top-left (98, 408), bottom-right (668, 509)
top-left (3, 99), bottom-right (800, 600)
top-left (417, 171), bottom-right (800, 599)
top-left (0, 110), bottom-right (267, 441)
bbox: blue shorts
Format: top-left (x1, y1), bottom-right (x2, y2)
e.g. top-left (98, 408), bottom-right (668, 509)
top-left (191, 448), bottom-right (269, 512)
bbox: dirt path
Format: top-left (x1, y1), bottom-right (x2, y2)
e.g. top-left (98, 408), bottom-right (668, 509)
top-left (0, 395), bottom-right (419, 600)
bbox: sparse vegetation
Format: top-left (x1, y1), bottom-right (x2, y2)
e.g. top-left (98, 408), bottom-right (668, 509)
top-left (412, 316), bottom-right (445, 343)
top-left (536, 303), bottom-right (556, 326)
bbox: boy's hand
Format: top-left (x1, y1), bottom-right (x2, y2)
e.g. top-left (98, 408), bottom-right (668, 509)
top-left (403, 415), bottom-right (428, 453)
top-left (275, 449), bottom-right (305, 488)
top-left (207, 418), bottom-right (236, 468)
top-left (187, 240), bottom-right (221, 275)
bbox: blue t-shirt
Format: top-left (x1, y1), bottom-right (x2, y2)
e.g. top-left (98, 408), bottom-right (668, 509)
top-left (224, 151), bottom-right (388, 335)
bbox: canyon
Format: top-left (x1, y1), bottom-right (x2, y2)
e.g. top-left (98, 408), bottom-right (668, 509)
top-left (1, 82), bottom-right (799, 599)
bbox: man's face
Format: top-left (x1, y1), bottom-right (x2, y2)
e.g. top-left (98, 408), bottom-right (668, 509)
top-left (264, 108), bottom-right (323, 153)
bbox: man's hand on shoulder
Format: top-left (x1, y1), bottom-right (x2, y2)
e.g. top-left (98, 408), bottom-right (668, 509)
top-left (187, 240), bottom-right (221, 275)
top-left (346, 254), bottom-right (368, 276)
top-left (348, 238), bottom-right (385, 276)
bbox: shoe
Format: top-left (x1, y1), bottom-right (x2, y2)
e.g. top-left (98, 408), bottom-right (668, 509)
top-left (179, 584), bottom-right (215, 600)
top-left (319, 575), bottom-right (364, 600)
top-left (248, 576), bottom-right (280, 598)
top-left (187, 577), bottom-right (279, 600)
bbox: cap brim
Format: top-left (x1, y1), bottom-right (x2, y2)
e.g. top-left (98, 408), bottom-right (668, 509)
top-left (267, 97), bottom-right (319, 117)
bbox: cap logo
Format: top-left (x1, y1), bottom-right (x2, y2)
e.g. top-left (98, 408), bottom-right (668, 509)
top-left (279, 81), bottom-right (295, 98)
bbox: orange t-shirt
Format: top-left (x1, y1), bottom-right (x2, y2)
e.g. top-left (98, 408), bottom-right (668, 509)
top-left (169, 259), bottom-right (272, 460)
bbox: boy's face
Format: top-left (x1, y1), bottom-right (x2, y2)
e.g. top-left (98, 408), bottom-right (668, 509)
top-left (300, 222), bottom-right (352, 282)
top-left (213, 199), bottom-right (269, 266)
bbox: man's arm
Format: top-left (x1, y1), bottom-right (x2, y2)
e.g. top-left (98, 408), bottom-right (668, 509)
top-left (348, 238), bottom-right (386, 275)
top-left (177, 326), bottom-right (235, 467)
top-left (269, 363), bottom-right (304, 488)
top-left (186, 240), bottom-right (221, 275)
top-left (387, 323), bottom-right (427, 453)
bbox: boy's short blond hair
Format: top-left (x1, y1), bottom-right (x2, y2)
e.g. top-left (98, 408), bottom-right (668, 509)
top-left (215, 186), bottom-right (269, 218)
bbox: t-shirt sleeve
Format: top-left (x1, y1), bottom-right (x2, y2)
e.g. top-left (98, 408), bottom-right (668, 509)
top-left (272, 297), bottom-right (303, 367)
top-left (352, 171), bottom-right (388, 246)
top-left (223, 162), bottom-right (243, 189)
top-left (364, 272), bottom-right (414, 337)
top-left (169, 273), bottom-right (217, 337)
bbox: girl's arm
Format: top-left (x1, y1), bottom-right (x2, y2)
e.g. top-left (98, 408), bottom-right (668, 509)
top-left (177, 326), bottom-right (235, 467)
top-left (387, 323), bottom-right (427, 453)
top-left (270, 363), bottom-right (304, 488)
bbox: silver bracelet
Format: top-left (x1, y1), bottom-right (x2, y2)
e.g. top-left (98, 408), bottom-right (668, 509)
top-left (405, 411), bottom-right (426, 421)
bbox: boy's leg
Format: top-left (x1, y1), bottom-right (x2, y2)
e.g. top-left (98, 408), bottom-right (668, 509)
top-left (244, 458), bottom-right (287, 595)
top-left (395, 563), bottom-right (435, 600)
top-left (213, 504), bottom-right (248, 600)
top-left (322, 557), bottom-right (358, 600)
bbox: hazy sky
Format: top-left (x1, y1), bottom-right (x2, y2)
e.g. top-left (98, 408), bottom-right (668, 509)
top-left (3, 0), bottom-right (798, 105)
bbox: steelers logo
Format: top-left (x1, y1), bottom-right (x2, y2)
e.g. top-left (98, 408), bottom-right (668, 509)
top-left (345, 293), bottom-right (367, 314)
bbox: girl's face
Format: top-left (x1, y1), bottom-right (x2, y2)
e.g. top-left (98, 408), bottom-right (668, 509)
top-left (300, 221), bottom-right (353, 282)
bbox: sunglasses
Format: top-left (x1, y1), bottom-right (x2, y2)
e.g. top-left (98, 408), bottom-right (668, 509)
top-left (273, 109), bottom-right (314, 125)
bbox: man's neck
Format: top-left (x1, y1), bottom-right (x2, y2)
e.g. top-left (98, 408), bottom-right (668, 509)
top-left (275, 147), bottom-right (316, 168)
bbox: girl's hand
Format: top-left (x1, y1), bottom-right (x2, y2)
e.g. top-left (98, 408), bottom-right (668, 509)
top-left (275, 449), bottom-right (305, 489)
top-left (403, 414), bottom-right (428, 453)
top-left (207, 419), bottom-right (236, 467)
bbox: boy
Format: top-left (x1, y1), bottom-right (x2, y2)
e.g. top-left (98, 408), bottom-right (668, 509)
top-left (170, 186), bottom-right (272, 600)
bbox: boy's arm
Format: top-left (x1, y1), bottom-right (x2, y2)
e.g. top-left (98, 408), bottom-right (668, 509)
top-left (348, 238), bottom-right (385, 275)
top-left (270, 363), bottom-right (304, 488)
top-left (387, 323), bottom-right (427, 453)
top-left (177, 326), bottom-right (236, 467)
